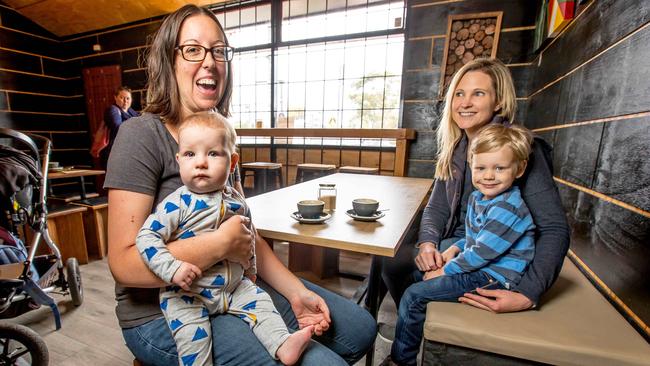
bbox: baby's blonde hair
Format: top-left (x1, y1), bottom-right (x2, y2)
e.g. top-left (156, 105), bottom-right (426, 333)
top-left (178, 111), bottom-right (237, 154)
top-left (470, 124), bottom-right (532, 171)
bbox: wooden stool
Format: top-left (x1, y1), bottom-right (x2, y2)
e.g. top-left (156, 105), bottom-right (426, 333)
top-left (44, 204), bottom-right (89, 264)
top-left (295, 163), bottom-right (336, 183)
top-left (240, 162), bottom-right (283, 196)
top-left (338, 166), bottom-right (379, 175)
top-left (71, 196), bottom-right (108, 260)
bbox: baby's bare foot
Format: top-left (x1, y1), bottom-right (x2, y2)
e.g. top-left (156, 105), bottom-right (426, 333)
top-left (276, 325), bottom-right (314, 365)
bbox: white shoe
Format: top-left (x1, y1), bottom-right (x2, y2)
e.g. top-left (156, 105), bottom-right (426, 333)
top-left (377, 322), bottom-right (395, 343)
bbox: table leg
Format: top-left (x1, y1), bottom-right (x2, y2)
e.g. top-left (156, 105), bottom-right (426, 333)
top-left (365, 255), bottom-right (384, 366)
top-left (78, 176), bottom-right (87, 200)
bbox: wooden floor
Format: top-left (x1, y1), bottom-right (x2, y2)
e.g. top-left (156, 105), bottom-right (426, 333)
top-left (6, 243), bottom-right (397, 365)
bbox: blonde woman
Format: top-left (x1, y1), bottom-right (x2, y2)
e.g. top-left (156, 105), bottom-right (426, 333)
top-left (381, 58), bottom-right (569, 317)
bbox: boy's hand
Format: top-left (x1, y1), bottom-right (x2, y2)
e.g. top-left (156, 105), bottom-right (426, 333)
top-left (172, 262), bottom-right (202, 291)
top-left (441, 246), bottom-right (461, 264)
top-left (423, 267), bottom-right (444, 281)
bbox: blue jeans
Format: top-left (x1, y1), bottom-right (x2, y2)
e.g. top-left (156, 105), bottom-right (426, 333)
top-left (391, 270), bottom-right (504, 366)
top-left (123, 279), bottom-right (376, 365)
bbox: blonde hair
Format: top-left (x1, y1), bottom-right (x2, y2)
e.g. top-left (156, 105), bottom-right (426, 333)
top-left (179, 111), bottom-right (237, 154)
top-left (470, 124), bottom-right (532, 171)
top-left (435, 58), bottom-right (517, 180)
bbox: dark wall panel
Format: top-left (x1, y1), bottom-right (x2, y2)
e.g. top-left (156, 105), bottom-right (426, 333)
top-left (552, 123), bottom-right (603, 188)
top-left (0, 112), bottom-right (85, 131)
top-left (408, 0), bottom-right (537, 38)
top-left (530, 0), bottom-right (650, 92)
top-left (0, 70), bottom-right (78, 95)
top-left (401, 69), bottom-right (440, 100)
top-left (527, 0), bottom-right (650, 333)
top-left (43, 58), bottom-right (81, 79)
top-left (402, 101), bottom-right (440, 130)
top-left (560, 184), bottom-right (650, 328)
top-left (496, 29), bottom-right (535, 64)
top-left (8, 93), bottom-right (85, 114)
top-left (0, 28), bottom-right (62, 59)
top-left (98, 22), bottom-right (160, 53)
top-left (405, 38), bottom-right (432, 70)
top-left (593, 118), bottom-right (650, 212)
top-left (0, 92), bottom-right (7, 110)
top-left (0, 49), bottom-right (42, 74)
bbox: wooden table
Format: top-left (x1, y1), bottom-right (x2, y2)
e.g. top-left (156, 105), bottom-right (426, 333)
top-left (48, 169), bottom-right (105, 201)
top-left (246, 173), bottom-right (433, 365)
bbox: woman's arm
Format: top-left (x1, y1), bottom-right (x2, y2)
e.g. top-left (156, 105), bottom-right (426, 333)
top-left (104, 105), bottom-right (123, 130)
top-left (107, 189), bottom-right (254, 287)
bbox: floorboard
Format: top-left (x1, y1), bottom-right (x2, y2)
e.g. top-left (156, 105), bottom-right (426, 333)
top-left (5, 242), bottom-right (397, 365)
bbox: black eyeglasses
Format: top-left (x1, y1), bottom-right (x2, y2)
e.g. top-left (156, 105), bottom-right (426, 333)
top-left (175, 44), bottom-right (234, 62)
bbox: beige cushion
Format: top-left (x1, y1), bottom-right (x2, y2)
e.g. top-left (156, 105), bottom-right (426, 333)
top-left (424, 258), bottom-right (650, 366)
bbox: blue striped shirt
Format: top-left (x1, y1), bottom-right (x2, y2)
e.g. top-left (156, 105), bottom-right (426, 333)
top-left (443, 186), bottom-right (535, 288)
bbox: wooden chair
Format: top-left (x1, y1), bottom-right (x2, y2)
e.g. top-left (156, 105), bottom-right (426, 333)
top-left (240, 162), bottom-right (283, 196)
top-left (338, 166), bottom-right (379, 175)
top-left (295, 163), bottom-right (336, 183)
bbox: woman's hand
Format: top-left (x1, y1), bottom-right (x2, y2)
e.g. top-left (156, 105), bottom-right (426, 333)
top-left (289, 289), bottom-right (331, 336)
top-left (459, 288), bottom-right (534, 313)
top-left (415, 242), bottom-right (444, 272)
top-left (216, 215), bottom-right (254, 269)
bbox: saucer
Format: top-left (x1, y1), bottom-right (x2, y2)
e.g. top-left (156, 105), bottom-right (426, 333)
top-left (291, 211), bottom-right (332, 224)
top-left (345, 209), bottom-right (385, 222)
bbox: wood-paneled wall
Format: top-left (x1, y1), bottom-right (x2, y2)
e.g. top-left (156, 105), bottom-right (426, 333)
top-left (526, 0), bottom-right (650, 337)
top-left (402, 0), bottom-right (649, 337)
top-left (401, 0), bottom-right (537, 178)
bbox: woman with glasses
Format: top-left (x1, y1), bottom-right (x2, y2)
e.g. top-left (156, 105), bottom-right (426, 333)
top-left (104, 5), bottom-right (376, 365)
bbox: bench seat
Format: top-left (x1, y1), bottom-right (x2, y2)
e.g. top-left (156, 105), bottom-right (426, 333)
top-left (423, 258), bottom-right (650, 366)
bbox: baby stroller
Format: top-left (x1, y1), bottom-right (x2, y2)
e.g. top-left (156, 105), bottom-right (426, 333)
top-left (0, 127), bottom-right (84, 365)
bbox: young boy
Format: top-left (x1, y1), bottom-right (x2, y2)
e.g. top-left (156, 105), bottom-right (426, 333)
top-left (136, 112), bottom-right (312, 366)
top-left (387, 124), bottom-right (536, 366)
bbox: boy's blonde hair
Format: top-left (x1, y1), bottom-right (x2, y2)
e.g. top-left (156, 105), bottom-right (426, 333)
top-left (435, 58), bottom-right (517, 180)
top-left (470, 124), bottom-right (532, 171)
top-left (178, 111), bottom-right (237, 154)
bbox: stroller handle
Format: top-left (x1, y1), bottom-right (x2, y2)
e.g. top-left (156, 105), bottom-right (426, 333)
top-left (0, 128), bottom-right (51, 166)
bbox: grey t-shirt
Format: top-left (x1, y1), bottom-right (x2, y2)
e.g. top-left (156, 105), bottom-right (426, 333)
top-left (104, 113), bottom-right (240, 329)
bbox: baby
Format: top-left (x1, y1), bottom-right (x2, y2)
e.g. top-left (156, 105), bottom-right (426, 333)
top-left (136, 111), bottom-right (312, 366)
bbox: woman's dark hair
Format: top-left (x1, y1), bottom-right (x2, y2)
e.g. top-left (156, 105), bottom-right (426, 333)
top-left (143, 4), bottom-right (233, 124)
top-left (114, 86), bottom-right (132, 96)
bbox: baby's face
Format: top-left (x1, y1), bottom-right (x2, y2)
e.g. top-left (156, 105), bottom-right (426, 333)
top-left (471, 146), bottom-right (524, 200)
top-left (177, 125), bottom-right (235, 194)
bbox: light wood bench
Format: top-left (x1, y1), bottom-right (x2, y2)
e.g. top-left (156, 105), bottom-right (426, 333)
top-left (71, 196), bottom-right (108, 260)
top-left (45, 205), bottom-right (89, 264)
top-left (422, 258), bottom-right (650, 366)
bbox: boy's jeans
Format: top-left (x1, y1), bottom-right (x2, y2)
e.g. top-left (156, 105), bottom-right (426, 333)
top-left (391, 270), bottom-right (504, 366)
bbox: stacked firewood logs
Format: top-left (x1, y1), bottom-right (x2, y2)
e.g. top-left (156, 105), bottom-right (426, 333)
top-left (443, 18), bottom-right (498, 91)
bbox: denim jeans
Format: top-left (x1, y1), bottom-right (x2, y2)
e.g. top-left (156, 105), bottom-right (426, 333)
top-left (122, 279), bottom-right (376, 366)
top-left (390, 270), bottom-right (504, 366)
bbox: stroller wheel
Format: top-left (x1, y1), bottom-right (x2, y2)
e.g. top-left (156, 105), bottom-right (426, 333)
top-left (0, 322), bottom-right (49, 366)
top-left (65, 258), bottom-right (83, 306)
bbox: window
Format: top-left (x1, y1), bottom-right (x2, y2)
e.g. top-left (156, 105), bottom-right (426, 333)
top-left (212, 0), bottom-right (405, 146)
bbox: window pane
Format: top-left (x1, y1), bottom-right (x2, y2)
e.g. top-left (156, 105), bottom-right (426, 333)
top-left (343, 78), bottom-right (362, 110)
top-left (282, 1), bottom-right (405, 42)
top-left (362, 77), bottom-right (385, 110)
top-left (288, 82), bottom-right (306, 111)
top-left (305, 81), bottom-right (324, 110)
top-left (323, 80), bottom-right (343, 110)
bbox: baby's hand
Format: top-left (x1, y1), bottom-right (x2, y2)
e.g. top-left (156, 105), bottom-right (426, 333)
top-left (441, 246), bottom-right (461, 264)
top-left (172, 262), bottom-right (202, 291)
